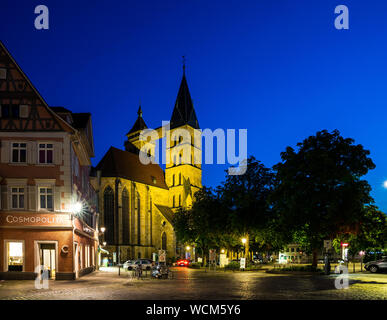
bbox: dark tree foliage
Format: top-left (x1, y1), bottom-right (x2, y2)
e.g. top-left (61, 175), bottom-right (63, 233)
top-left (219, 156), bottom-right (275, 237)
top-left (270, 129), bottom-right (376, 266)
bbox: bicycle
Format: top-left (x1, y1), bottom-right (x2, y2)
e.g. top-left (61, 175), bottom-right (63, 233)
top-left (135, 265), bottom-right (143, 279)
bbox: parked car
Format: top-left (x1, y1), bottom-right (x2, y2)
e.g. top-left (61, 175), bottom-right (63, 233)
top-left (123, 260), bottom-right (134, 270)
top-left (124, 259), bottom-right (153, 271)
top-left (364, 258), bottom-right (387, 273)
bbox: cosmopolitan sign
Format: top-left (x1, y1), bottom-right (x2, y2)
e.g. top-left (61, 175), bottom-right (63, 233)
top-left (0, 213), bottom-right (72, 227)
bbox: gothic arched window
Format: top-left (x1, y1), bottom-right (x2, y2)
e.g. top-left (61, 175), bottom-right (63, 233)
top-left (122, 188), bottom-right (129, 244)
top-left (103, 186), bottom-right (114, 244)
top-left (162, 232), bottom-right (167, 250)
top-left (137, 193), bottom-right (141, 244)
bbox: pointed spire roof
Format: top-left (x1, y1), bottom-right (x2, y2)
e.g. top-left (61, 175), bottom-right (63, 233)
top-left (170, 65), bottom-right (199, 129)
top-left (127, 104), bottom-right (148, 135)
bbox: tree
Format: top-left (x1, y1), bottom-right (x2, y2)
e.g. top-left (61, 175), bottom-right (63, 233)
top-left (172, 187), bottom-right (226, 266)
top-left (219, 156), bottom-right (275, 259)
top-left (270, 129), bottom-right (376, 266)
top-left (333, 205), bottom-right (387, 267)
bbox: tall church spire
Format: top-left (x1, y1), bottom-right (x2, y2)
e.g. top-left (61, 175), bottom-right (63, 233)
top-left (170, 61), bottom-right (199, 129)
top-left (127, 103), bottom-right (147, 135)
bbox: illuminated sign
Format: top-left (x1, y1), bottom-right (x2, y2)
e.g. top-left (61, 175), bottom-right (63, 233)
top-left (0, 213), bottom-right (72, 227)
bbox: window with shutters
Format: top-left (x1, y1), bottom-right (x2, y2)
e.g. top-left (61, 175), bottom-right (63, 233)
top-left (11, 143), bottom-right (27, 163)
top-left (38, 143), bottom-right (53, 164)
top-left (39, 187), bottom-right (53, 211)
top-left (11, 187), bottom-right (25, 209)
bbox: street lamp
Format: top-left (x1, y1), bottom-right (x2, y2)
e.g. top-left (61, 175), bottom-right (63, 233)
top-left (383, 180), bottom-right (387, 188)
top-left (186, 245), bottom-right (190, 251)
top-left (100, 227), bottom-right (106, 233)
top-left (221, 249), bottom-right (225, 254)
top-left (71, 201), bottom-right (83, 215)
top-left (103, 242), bottom-right (107, 246)
top-left (241, 238), bottom-right (247, 258)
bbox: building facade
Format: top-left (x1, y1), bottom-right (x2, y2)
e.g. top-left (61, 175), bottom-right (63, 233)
top-left (97, 68), bottom-right (202, 263)
top-left (0, 41), bottom-right (98, 280)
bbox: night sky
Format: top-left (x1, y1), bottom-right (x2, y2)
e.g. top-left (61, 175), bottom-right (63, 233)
top-left (2, 0), bottom-right (387, 211)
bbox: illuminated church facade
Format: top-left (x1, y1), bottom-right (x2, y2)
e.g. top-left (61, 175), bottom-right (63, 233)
top-left (97, 68), bottom-right (202, 262)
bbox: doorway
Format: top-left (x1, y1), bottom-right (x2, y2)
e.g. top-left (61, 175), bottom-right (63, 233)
top-left (39, 243), bottom-right (56, 279)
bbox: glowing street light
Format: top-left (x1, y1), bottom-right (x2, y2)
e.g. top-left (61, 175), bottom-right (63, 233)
top-left (103, 242), bottom-right (107, 246)
top-left (241, 238), bottom-right (247, 244)
top-left (383, 180), bottom-right (387, 189)
top-left (186, 246), bottom-right (191, 251)
top-left (100, 227), bottom-right (106, 233)
top-left (221, 249), bottom-right (225, 254)
top-left (71, 202), bottom-right (83, 215)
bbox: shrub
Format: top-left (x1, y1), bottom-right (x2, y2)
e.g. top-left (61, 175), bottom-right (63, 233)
top-left (280, 265), bottom-right (321, 272)
top-left (224, 261), bottom-right (240, 271)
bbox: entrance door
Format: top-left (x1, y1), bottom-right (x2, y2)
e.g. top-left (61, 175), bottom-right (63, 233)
top-left (39, 243), bottom-right (56, 279)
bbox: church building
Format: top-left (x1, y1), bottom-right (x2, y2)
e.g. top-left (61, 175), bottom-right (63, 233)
top-left (97, 67), bottom-right (202, 263)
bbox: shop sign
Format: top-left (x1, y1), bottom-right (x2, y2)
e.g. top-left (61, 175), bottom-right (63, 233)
top-left (0, 213), bottom-right (72, 227)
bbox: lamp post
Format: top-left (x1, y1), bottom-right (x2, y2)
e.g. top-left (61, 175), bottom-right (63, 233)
top-left (98, 227), bottom-right (105, 268)
top-left (241, 238), bottom-right (247, 258)
top-left (186, 245), bottom-right (191, 261)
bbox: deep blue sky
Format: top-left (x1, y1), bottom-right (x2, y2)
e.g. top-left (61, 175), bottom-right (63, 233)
top-left (2, 0), bottom-right (387, 211)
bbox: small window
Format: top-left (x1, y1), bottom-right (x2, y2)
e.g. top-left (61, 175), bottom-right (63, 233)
top-left (0, 68), bottom-right (6, 80)
top-left (12, 143), bottom-right (27, 163)
top-left (172, 195), bottom-right (175, 207)
top-left (291, 248), bottom-right (294, 252)
top-left (39, 187), bottom-right (53, 211)
top-left (39, 143), bottom-right (54, 164)
top-left (178, 194), bottom-right (181, 207)
top-left (172, 174), bottom-right (175, 186)
top-left (11, 187), bottom-right (25, 209)
top-left (19, 105), bottom-right (29, 118)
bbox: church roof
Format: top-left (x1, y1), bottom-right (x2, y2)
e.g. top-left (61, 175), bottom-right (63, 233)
top-left (154, 204), bottom-right (174, 224)
top-left (170, 73), bottom-right (199, 129)
top-left (96, 146), bottom-right (168, 190)
top-left (127, 105), bottom-right (147, 135)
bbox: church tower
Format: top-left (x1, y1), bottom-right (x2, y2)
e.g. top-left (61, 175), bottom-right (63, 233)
top-left (125, 105), bottom-right (156, 158)
top-left (165, 66), bottom-right (202, 210)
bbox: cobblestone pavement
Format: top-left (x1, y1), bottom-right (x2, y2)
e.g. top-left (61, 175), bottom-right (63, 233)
top-left (0, 268), bottom-right (386, 300)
